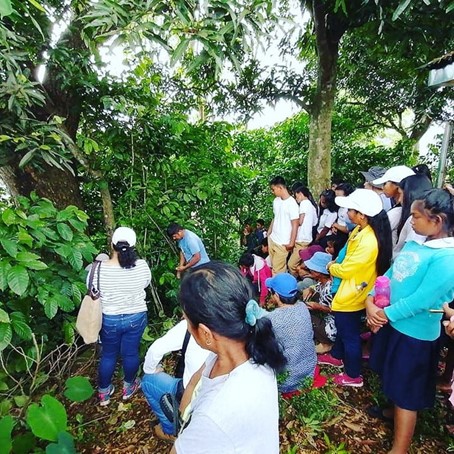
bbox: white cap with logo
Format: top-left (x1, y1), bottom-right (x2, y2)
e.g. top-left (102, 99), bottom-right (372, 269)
top-left (372, 165), bottom-right (415, 185)
top-left (335, 189), bottom-right (383, 217)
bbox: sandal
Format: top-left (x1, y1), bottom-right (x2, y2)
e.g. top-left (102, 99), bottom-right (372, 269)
top-left (366, 405), bottom-right (394, 423)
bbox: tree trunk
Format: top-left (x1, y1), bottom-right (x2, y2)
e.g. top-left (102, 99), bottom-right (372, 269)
top-left (307, 1), bottom-right (342, 198)
top-left (0, 160), bottom-right (83, 209)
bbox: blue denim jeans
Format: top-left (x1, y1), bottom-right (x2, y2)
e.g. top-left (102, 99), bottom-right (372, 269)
top-left (331, 310), bottom-right (365, 378)
top-left (142, 372), bottom-right (182, 435)
top-left (98, 311), bottom-right (147, 390)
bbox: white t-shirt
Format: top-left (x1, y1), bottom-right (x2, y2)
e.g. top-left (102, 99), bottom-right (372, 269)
top-left (317, 209), bottom-right (337, 234)
top-left (387, 206), bottom-right (402, 246)
top-left (296, 200), bottom-right (318, 243)
top-left (393, 216), bottom-right (426, 259)
top-left (336, 207), bottom-right (349, 227)
top-left (175, 354), bottom-right (279, 454)
top-left (269, 196), bottom-right (299, 245)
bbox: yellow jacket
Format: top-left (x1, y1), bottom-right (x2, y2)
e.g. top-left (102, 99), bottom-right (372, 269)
top-left (330, 225), bottom-right (378, 312)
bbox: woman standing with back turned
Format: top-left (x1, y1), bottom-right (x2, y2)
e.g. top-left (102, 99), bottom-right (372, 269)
top-left (94, 227), bottom-right (151, 406)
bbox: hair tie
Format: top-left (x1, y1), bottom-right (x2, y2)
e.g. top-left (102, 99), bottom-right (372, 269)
top-left (245, 299), bottom-right (266, 327)
top-left (121, 247), bottom-right (127, 252)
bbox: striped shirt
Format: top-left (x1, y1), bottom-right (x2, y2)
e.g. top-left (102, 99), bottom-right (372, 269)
top-left (89, 259), bottom-right (151, 315)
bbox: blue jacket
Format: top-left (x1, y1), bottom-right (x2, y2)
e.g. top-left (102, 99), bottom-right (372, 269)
top-left (382, 238), bottom-right (454, 341)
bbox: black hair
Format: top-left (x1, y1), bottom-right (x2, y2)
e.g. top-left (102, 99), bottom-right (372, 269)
top-left (269, 176), bottom-right (286, 187)
top-left (326, 239), bottom-right (342, 260)
top-left (397, 174), bottom-right (432, 235)
top-left (276, 294), bottom-right (298, 305)
top-left (335, 182), bottom-right (355, 196)
top-left (291, 181), bottom-right (304, 193)
top-left (239, 253), bottom-right (254, 267)
top-left (256, 219), bottom-right (265, 226)
top-left (113, 241), bottom-right (137, 268)
top-left (365, 210), bottom-right (392, 276)
top-left (294, 185), bottom-right (318, 212)
top-left (412, 164), bottom-right (432, 183)
top-left (180, 261), bottom-right (287, 373)
top-left (261, 237), bottom-right (268, 247)
top-left (320, 189), bottom-right (338, 213)
top-left (418, 189), bottom-right (454, 236)
top-left (167, 222), bottom-right (183, 237)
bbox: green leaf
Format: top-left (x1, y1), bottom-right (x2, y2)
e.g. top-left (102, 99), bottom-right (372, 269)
top-left (57, 224), bottom-right (73, 242)
top-left (392, 0), bottom-right (412, 21)
top-left (68, 218), bottom-right (86, 232)
top-left (0, 262), bottom-right (11, 291)
top-left (0, 399), bottom-right (12, 416)
top-left (18, 230), bottom-right (34, 247)
top-left (67, 250), bottom-right (83, 271)
top-left (63, 321), bottom-right (75, 345)
top-left (26, 395), bottom-right (67, 442)
top-left (24, 260), bottom-right (48, 270)
top-left (28, 0), bottom-right (46, 13)
top-left (16, 251), bottom-right (41, 262)
top-left (53, 294), bottom-right (74, 312)
top-left (45, 431), bottom-right (76, 454)
top-left (64, 376), bottom-right (94, 402)
top-left (55, 245), bottom-right (72, 259)
top-left (0, 308), bottom-right (9, 324)
top-left (0, 0), bottom-right (13, 18)
top-left (11, 312), bottom-right (33, 340)
top-left (13, 395), bottom-right (29, 408)
top-left (0, 415), bottom-right (14, 454)
top-left (12, 432), bottom-right (36, 454)
top-left (1, 208), bottom-right (16, 226)
top-left (43, 297), bottom-right (58, 319)
top-left (0, 323), bottom-right (12, 351)
top-left (7, 266), bottom-right (29, 296)
top-left (0, 239), bottom-right (17, 258)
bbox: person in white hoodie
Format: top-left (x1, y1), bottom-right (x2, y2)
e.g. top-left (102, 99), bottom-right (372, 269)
top-left (239, 252), bottom-right (272, 306)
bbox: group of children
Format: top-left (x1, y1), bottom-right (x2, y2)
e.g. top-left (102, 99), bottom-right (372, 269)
top-left (237, 164), bottom-right (454, 454)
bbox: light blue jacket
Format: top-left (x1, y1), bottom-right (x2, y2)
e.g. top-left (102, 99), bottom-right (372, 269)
top-left (381, 238), bottom-right (454, 341)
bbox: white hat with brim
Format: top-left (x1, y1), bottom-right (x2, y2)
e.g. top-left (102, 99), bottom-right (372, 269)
top-left (112, 227), bottom-right (136, 247)
top-left (372, 165), bottom-right (415, 185)
top-left (335, 189), bottom-right (383, 217)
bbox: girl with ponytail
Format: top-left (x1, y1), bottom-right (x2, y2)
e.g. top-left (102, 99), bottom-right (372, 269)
top-left (172, 261), bottom-right (286, 454)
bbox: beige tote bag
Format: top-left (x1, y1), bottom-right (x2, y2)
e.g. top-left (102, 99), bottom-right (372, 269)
top-left (76, 261), bottom-right (102, 344)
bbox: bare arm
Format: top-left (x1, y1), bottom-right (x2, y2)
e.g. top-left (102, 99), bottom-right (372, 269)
top-left (267, 219), bottom-right (274, 238)
top-left (176, 252), bottom-right (201, 272)
top-left (284, 218), bottom-right (299, 250)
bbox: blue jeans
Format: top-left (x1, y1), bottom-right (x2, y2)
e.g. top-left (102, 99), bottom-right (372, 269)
top-left (331, 310), bottom-right (364, 378)
top-left (98, 311), bottom-right (147, 390)
top-left (142, 372), bottom-right (182, 435)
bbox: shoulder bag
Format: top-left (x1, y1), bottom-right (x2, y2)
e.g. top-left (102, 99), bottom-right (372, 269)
top-left (76, 261), bottom-right (102, 344)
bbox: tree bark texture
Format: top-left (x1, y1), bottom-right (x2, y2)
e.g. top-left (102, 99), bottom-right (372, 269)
top-left (307, 0), bottom-right (343, 198)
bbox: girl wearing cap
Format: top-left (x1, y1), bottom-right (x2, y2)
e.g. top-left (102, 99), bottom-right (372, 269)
top-left (265, 273), bottom-right (317, 392)
top-left (92, 227), bottom-right (151, 406)
top-left (366, 189), bottom-right (454, 454)
top-left (372, 165), bottom-right (415, 246)
top-left (302, 252), bottom-right (336, 353)
top-left (318, 189), bottom-right (392, 387)
top-left (172, 261), bottom-right (286, 453)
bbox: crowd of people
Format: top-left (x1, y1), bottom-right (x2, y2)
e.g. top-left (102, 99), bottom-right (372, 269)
top-left (87, 162), bottom-right (454, 453)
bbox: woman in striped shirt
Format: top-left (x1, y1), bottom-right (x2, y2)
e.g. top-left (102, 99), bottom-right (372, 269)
top-left (93, 227), bottom-right (151, 406)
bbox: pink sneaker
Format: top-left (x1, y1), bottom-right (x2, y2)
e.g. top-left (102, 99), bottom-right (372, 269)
top-left (317, 353), bottom-right (343, 368)
top-left (332, 372), bottom-right (363, 387)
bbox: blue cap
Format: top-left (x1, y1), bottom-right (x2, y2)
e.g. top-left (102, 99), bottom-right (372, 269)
top-left (265, 273), bottom-right (298, 298)
top-left (304, 252), bottom-right (331, 275)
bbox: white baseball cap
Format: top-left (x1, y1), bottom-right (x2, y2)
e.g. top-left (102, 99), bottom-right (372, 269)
top-left (112, 227), bottom-right (136, 247)
top-left (372, 165), bottom-right (415, 185)
top-left (335, 189), bottom-right (383, 217)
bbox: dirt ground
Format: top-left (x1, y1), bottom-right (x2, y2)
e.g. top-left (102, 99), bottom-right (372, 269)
top-left (66, 357), bottom-right (452, 454)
